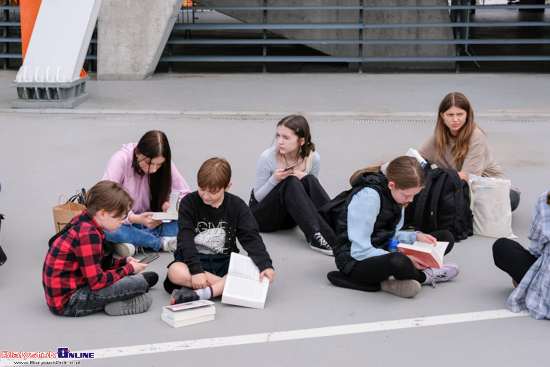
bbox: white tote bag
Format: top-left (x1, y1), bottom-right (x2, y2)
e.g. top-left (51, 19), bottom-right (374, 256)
top-left (469, 176), bottom-right (517, 239)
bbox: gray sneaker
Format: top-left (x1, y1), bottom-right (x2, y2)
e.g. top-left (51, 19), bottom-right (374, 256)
top-left (112, 242), bottom-right (135, 257)
top-left (422, 262), bottom-right (460, 288)
top-left (380, 278), bottom-right (421, 298)
top-left (104, 293), bottom-right (152, 316)
top-left (171, 287), bottom-right (200, 305)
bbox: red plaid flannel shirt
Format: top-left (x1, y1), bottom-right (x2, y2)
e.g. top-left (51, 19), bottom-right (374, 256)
top-left (42, 210), bottom-right (134, 315)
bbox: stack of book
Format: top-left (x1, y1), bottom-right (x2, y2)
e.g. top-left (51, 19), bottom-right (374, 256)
top-left (161, 299), bottom-right (216, 328)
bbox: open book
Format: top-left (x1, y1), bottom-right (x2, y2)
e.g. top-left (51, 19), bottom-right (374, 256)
top-left (405, 148), bottom-right (428, 169)
top-left (151, 190), bottom-right (180, 222)
top-left (397, 241), bottom-right (449, 269)
top-left (221, 252), bottom-right (269, 309)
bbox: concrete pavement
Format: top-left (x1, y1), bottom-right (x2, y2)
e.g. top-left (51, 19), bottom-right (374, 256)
top-left (0, 70), bottom-right (549, 367)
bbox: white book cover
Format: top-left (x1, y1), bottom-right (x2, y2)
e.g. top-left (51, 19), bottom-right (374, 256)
top-left (162, 300), bottom-right (215, 321)
top-left (161, 313), bottom-right (215, 328)
top-left (221, 252), bottom-right (269, 309)
top-left (405, 148), bottom-right (428, 168)
top-left (151, 190), bottom-right (180, 221)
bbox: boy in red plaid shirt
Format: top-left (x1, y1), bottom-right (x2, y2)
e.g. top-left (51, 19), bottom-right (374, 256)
top-left (43, 181), bottom-right (158, 317)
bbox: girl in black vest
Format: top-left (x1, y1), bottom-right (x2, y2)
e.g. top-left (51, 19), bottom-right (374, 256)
top-left (329, 156), bottom-right (459, 298)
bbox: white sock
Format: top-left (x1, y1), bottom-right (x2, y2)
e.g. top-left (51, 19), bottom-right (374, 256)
top-left (194, 286), bottom-right (212, 300)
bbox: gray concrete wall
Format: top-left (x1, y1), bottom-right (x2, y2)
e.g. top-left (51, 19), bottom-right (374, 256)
top-left (96, 1), bottom-right (456, 79)
top-left (201, 0), bottom-right (455, 69)
top-left (97, 0), bottom-right (182, 80)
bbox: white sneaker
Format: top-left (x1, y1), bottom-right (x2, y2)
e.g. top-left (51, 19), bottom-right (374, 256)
top-left (112, 242), bottom-right (135, 257)
top-left (422, 262), bottom-right (460, 287)
top-left (162, 236), bottom-right (177, 252)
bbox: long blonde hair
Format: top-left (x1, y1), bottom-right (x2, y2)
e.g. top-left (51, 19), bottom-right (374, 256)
top-left (435, 92), bottom-right (485, 168)
top-left (349, 156), bottom-right (425, 190)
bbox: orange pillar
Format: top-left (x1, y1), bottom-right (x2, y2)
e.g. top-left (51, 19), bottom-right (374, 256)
top-left (19, 0), bottom-right (87, 77)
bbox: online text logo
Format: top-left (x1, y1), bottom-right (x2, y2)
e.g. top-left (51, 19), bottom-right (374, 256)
top-left (1, 348), bottom-right (94, 365)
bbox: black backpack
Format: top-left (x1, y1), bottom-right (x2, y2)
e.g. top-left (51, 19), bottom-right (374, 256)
top-left (0, 214), bottom-right (5, 266)
top-left (318, 184), bottom-right (367, 247)
top-left (404, 166), bottom-right (473, 241)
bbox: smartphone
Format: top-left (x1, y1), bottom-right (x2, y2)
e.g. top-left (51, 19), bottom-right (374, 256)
top-left (139, 253), bottom-right (159, 264)
top-left (283, 163), bottom-right (297, 172)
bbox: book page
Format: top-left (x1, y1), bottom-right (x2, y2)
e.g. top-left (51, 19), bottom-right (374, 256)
top-left (151, 191), bottom-right (180, 220)
top-left (167, 190), bottom-right (180, 213)
top-left (412, 241), bottom-right (448, 260)
top-left (227, 252), bottom-right (261, 281)
top-left (223, 274), bottom-right (269, 302)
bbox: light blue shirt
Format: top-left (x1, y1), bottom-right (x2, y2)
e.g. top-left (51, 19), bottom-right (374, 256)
top-left (348, 187), bottom-right (418, 261)
top-left (253, 146), bottom-right (321, 202)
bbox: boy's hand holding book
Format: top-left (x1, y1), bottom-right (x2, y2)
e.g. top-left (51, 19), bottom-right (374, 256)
top-left (260, 268), bottom-right (275, 283)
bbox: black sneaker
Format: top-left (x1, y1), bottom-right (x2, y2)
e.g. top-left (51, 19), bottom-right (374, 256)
top-left (310, 232), bottom-right (333, 256)
top-left (142, 272), bottom-right (159, 289)
top-left (104, 293), bottom-right (152, 316)
top-left (171, 287), bottom-right (199, 305)
top-left (0, 245), bottom-right (6, 266)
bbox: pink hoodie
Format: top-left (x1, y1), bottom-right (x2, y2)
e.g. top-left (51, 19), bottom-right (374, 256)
top-left (102, 142), bottom-right (191, 225)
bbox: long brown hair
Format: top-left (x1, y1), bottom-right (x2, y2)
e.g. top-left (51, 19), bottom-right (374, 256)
top-left (277, 115), bottom-right (315, 159)
top-left (435, 92), bottom-right (485, 168)
top-left (350, 156), bottom-right (425, 190)
top-left (132, 130), bottom-right (172, 212)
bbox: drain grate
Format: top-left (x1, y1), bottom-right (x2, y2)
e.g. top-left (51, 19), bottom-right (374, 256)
top-left (0, 113), bottom-right (548, 124)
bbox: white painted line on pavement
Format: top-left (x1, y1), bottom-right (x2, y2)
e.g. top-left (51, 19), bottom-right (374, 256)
top-left (85, 309), bottom-right (529, 360)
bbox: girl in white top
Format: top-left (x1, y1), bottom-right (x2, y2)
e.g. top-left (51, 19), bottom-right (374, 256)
top-left (249, 115), bottom-right (332, 255)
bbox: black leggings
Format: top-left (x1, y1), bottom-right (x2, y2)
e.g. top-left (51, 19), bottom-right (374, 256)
top-left (493, 238), bottom-right (536, 284)
top-left (348, 230), bottom-right (455, 288)
top-left (250, 175), bottom-right (330, 241)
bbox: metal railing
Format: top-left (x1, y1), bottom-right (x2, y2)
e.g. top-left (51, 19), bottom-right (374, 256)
top-left (162, 2), bottom-right (550, 72)
top-left (1, 2), bottom-right (21, 69)
top-left (1, 2), bottom-right (549, 73)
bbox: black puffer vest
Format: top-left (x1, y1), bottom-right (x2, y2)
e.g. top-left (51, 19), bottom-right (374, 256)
top-left (332, 172), bottom-right (403, 274)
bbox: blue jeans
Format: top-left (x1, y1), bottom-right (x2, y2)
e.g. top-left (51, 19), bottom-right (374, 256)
top-left (61, 274), bottom-right (149, 317)
top-left (105, 220), bottom-right (178, 251)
